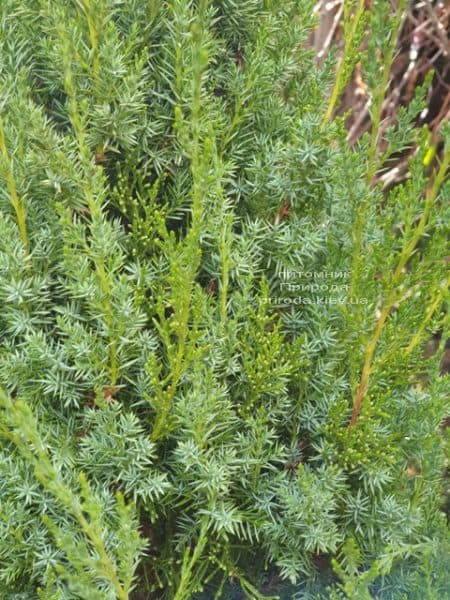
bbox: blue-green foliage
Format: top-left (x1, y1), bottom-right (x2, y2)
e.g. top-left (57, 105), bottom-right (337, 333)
top-left (0, 1), bottom-right (449, 599)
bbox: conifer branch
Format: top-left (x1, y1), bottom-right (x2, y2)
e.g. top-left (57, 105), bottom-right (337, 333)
top-left (173, 516), bottom-right (210, 600)
top-left (0, 1), bottom-right (448, 596)
top-left (0, 389), bottom-right (130, 599)
top-left (350, 147), bottom-right (450, 426)
top-left (322, 0), bottom-right (366, 124)
top-left (0, 117), bottom-right (29, 254)
top-left (366, 0), bottom-right (408, 183)
top-left (406, 271), bottom-right (450, 355)
top-left (151, 1), bottom-right (209, 441)
top-left (75, 0), bottom-right (101, 80)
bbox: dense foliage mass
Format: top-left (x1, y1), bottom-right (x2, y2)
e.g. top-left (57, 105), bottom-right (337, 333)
top-left (0, 1), bottom-right (448, 598)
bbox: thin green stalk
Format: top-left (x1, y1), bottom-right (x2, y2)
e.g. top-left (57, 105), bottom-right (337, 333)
top-left (69, 504), bottom-right (128, 600)
top-left (151, 295), bottom-right (191, 440)
top-left (240, 576), bottom-right (279, 600)
top-left (0, 117), bottom-right (29, 254)
top-left (96, 257), bottom-right (119, 385)
top-left (406, 272), bottom-right (450, 354)
top-left (213, 571), bottom-right (228, 600)
top-left (151, 2), bottom-right (209, 440)
top-left (348, 2), bottom-right (406, 299)
top-left (394, 148), bottom-right (450, 280)
top-left (173, 517), bottom-right (210, 600)
top-left (57, 16), bottom-right (120, 387)
top-left (76, 0), bottom-right (101, 79)
top-left (0, 391), bottom-right (128, 600)
top-left (322, 0), bottom-right (366, 124)
top-left (220, 214), bottom-right (232, 326)
top-left (350, 148), bottom-right (450, 425)
top-left (366, 1), bottom-right (408, 182)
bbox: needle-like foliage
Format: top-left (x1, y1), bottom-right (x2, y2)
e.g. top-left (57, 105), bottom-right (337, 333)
top-left (0, 1), bottom-right (448, 599)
